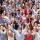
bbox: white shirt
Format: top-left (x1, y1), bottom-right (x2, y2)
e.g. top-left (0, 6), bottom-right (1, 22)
top-left (35, 0), bottom-right (39, 4)
top-left (4, 16), bottom-right (11, 24)
top-left (12, 28), bottom-right (27, 40)
top-left (8, 33), bottom-right (14, 40)
top-left (34, 32), bottom-right (40, 40)
top-left (32, 9), bottom-right (39, 15)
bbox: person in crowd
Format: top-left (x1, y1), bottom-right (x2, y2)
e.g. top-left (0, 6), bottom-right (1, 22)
top-left (0, 24), bottom-right (7, 40)
top-left (32, 27), bottom-right (40, 40)
top-left (7, 29), bottom-right (15, 40)
top-left (24, 29), bottom-right (33, 40)
top-left (12, 24), bottom-right (27, 40)
top-left (0, 0), bottom-right (40, 40)
top-left (0, 14), bottom-right (4, 23)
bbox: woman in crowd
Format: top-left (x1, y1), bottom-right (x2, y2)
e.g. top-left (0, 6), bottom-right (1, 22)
top-left (0, 24), bottom-right (7, 40)
top-left (7, 29), bottom-right (15, 40)
top-left (24, 29), bottom-right (33, 40)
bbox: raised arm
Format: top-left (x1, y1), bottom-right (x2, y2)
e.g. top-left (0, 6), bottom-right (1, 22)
top-left (12, 28), bottom-right (17, 34)
top-left (22, 23), bottom-right (29, 35)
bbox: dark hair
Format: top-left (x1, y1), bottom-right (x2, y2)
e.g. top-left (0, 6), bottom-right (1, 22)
top-left (0, 0), bottom-right (5, 5)
top-left (34, 21), bottom-right (39, 24)
top-left (0, 6), bottom-right (4, 14)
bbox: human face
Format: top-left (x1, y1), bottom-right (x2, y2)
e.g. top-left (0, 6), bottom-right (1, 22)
top-left (1, 26), bottom-right (4, 30)
top-left (34, 23), bottom-right (38, 27)
top-left (18, 27), bottom-right (22, 33)
top-left (38, 24), bottom-right (40, 27)
top-left (38, 30), bottom-right (40, 34)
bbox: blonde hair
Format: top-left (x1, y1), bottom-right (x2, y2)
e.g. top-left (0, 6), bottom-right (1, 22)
top-left (7, 29), bottom-right (13, 37)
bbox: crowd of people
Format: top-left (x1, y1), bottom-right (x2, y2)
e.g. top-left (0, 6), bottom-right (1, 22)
top-left (0, 0), bottom-right (40, 40)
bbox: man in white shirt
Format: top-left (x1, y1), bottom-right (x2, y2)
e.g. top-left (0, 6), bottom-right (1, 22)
top-left (12, 26), bottom-right (27, 40)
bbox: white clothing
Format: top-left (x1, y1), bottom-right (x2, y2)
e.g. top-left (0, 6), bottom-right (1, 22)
top-left (12, 28), bottom-right (27, 40)
top-left (32, 9), bottom-right (39, 15)
top-left (34, 32), bottom-right (40, 40)
top-left (35, 0), bottom-right (39, 4)
top-left (8, 33), bottom-right (14, 40)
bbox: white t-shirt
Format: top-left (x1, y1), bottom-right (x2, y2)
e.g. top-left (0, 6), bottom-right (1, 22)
top-left (34, 32), bottom-right (40, 40)
top-left (8, 33), bottom-right (14, 40)
top-left (35, 0), bottom-right (39, 3)
top-left (12, 28), bottom-right (27, 40)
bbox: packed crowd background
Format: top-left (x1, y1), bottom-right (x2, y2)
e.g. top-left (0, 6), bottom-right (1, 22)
top-left (0, 0), bottom-right (40, 40)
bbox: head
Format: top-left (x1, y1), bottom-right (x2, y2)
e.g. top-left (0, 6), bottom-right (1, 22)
top-left (18, 26), bottom-right (22, 33)
top-left (4, 22), bottom-right (8, 29)
top-left (33, 5), bottom-right (37, 10)
top-left (1, 25), bottom-right (5, 30)
top-left (27, 29), bottom-right (31, 35)
top-left (8, 29), bottom-right (13, 37)
top-left (8, 14), bottom-right (11, 18)
top-left (33, 26), bottom-right (37, 31)
top-left (8, 30), bottom-right (12, 34)
top-left (34, 21), bottom-right (38, 27)
top-left (38, 23), bottom-right (40, 27)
